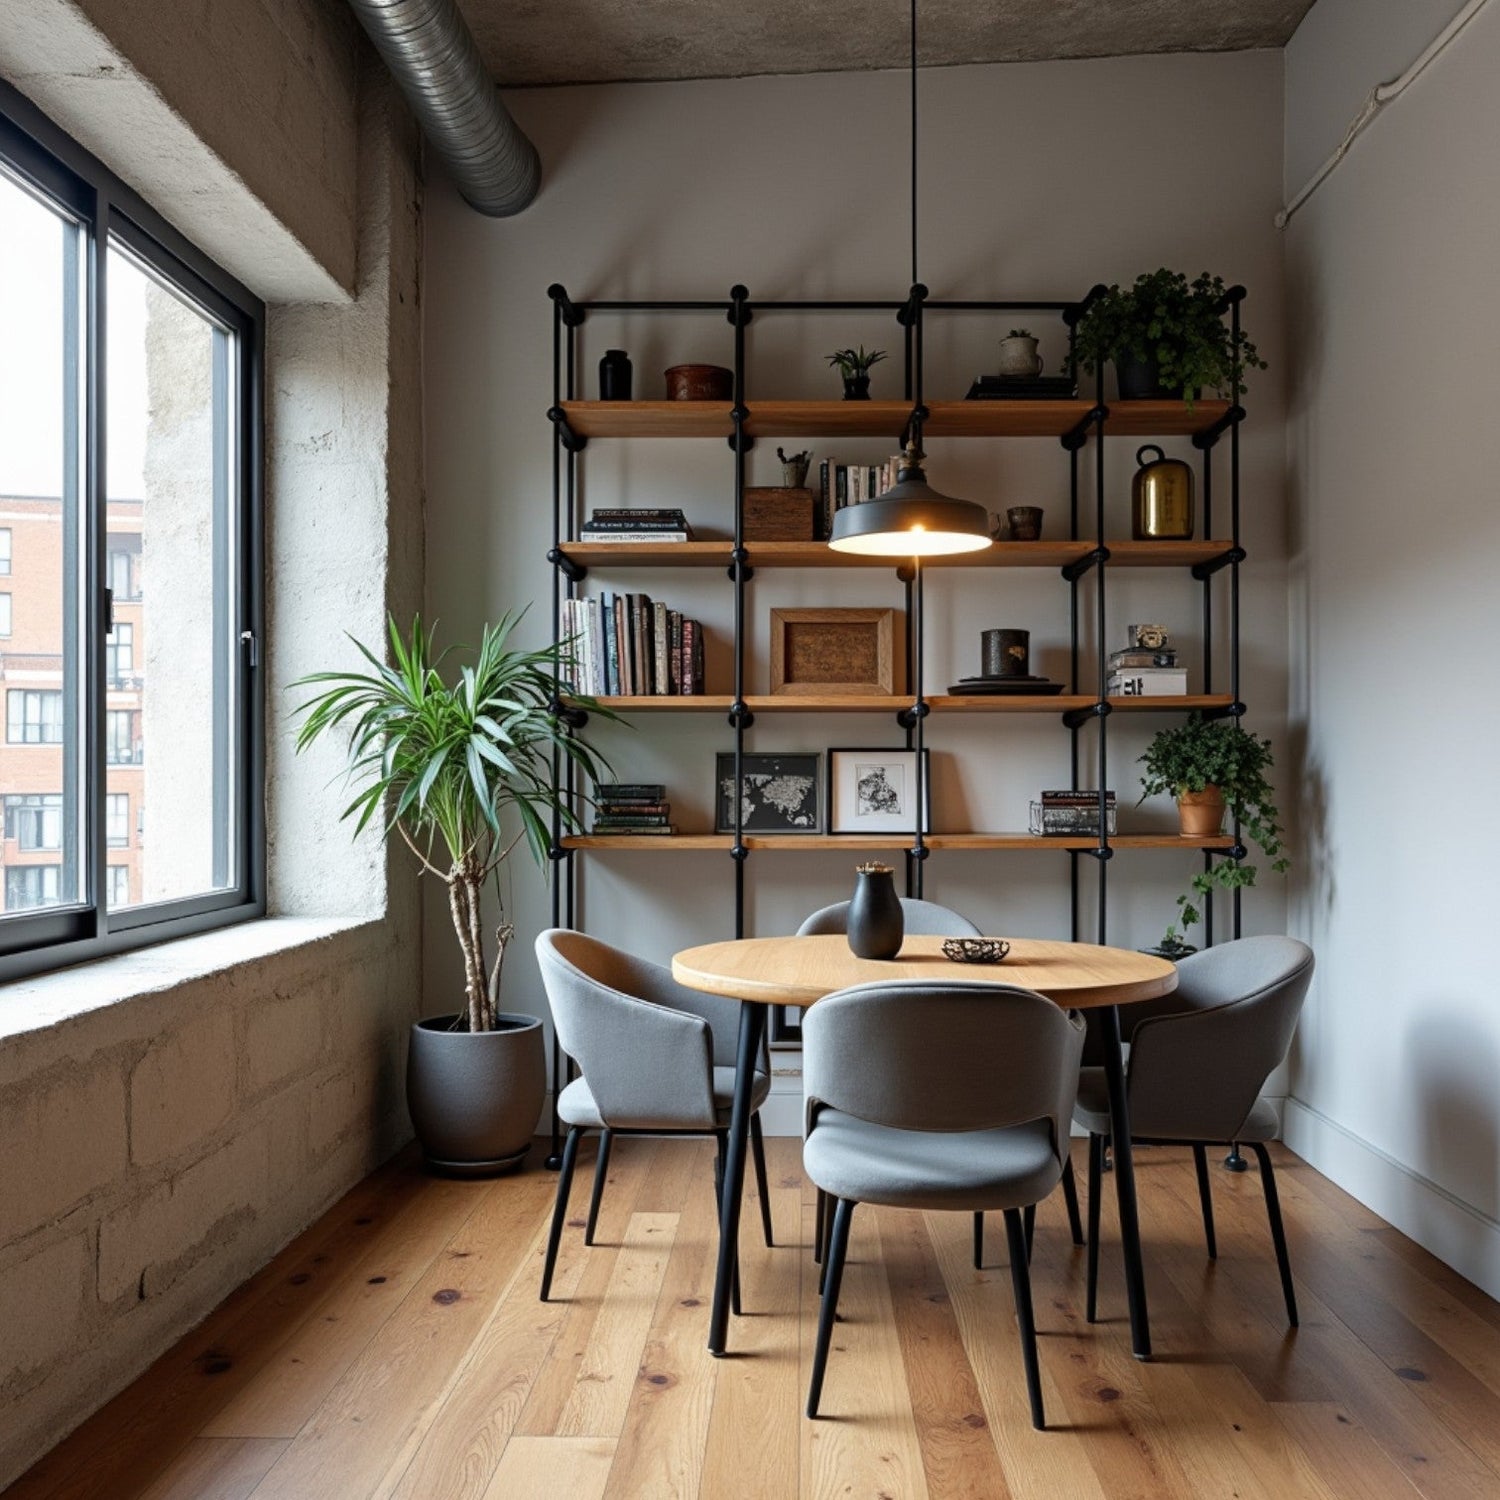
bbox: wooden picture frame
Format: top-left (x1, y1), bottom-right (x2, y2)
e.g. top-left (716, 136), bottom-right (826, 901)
top-left (827, 747), bottom-right (932, 834)
top-left (769, 607), bottom-right (897, 696)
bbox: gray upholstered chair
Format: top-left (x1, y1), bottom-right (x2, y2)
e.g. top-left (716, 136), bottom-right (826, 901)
top-left (1075, 935), bottom-right (1314, 1328)
top-left (801, 980), bottom-right (1085, 1427)
top-left (534, 928), bottom-right (774, 1302)
top-left (797, 900), bottom-right (1085, 1255)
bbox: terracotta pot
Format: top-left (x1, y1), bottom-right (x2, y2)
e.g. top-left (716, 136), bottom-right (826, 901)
top-left (1177, 786), bottom-right (1225, 838)
top-left (665, 364), bottom-right (733, 401)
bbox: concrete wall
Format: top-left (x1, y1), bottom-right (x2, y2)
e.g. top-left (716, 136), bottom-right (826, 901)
top-left (0, 30), bottom-right (425, 1497)
top-left (1281, 0), bottom-right (1500, 1297)
top-left (422, 50), bottom-right (1291, 1125)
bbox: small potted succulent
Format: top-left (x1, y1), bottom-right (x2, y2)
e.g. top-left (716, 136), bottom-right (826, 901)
top-left (1138, 713), bottom-right (1289, 952)
top-left (997, 328), bottom-right (1042, 378)
top-left (826, 345), bottom-right (887, 400)
top-left (293, 613), bottom-right (612, 1174)
top-left (1073, 268), bottom-right (1265, 407)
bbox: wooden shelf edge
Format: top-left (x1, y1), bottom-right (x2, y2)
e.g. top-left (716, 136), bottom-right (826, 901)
top-left (569, 693), bottom-right (1233, 715)
top-left (562, 832), bottom-right (1237, 852)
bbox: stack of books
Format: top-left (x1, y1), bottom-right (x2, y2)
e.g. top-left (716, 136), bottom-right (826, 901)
top-left (560, 592), bottom-right (705, 697)
top-left (815, 457), bottom-right (903, 541)
top-left (1029, 789), bottom-right (1118, 836)
top-left (1107, 640), bottom-right (1187, 697)
top-left (591, 783), bottom-right (675, 836)
top-left (579, 507), bottom-right (694, 542)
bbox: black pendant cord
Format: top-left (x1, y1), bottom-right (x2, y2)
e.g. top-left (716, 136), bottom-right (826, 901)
top-left (909, 0), bottom-right (918, 288)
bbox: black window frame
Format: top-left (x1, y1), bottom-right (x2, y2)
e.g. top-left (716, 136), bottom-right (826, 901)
top-left (0, 80), bottom-right (265, 978)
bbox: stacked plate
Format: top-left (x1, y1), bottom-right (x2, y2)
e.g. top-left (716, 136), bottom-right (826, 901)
top-left (948, 675), bottom-right (1066, 696)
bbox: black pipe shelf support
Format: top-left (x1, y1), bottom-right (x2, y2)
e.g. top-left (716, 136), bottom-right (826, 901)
top-left (547, 283), bottom-right (587, 327)
top-left (1191, 406), bottom-right (1247, 452)
top-left (547, 547), bottom-right (587, 583)
top-left (547, 406), bottom-right (587, 453)
top-left (1201, 700), bottom-right (1248, 722)
top-left (1192, 546), bottom-right (1247, 581)
top-left (1062, 545), bottom-right (1111, 583)
top-left (1060, 405), bottom-right (1109, 453)
top-left (1062, 701), bottom-right (1111, 731)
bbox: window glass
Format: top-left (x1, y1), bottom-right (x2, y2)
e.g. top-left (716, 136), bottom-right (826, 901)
top-left (107, 864), bottom-right (130, 906)
top-left (106, 791), bottom-right (129, 847)
top-left (0, 168), bottom-right (81, 915)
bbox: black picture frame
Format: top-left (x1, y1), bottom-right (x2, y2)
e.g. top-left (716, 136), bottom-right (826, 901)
top-left (826, 746), bottom-right (932, 834)
top-left (714, 751), bottom-right (822, 834)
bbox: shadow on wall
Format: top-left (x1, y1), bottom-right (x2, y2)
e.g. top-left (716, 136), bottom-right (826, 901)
top-left (1406, 1008), bottom-right (1500, 1232)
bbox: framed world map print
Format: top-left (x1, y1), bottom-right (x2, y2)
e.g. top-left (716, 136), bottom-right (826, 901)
top-left (714, 751), bottom-right (822, 834)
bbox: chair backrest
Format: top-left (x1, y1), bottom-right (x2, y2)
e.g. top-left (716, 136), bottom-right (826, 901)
top-left (796, 898), bottom-right (983, 939)
top-left (1126, 935), bottom-right (1315, 1141)
top-left (535, 929), bottom-right (718, 1128)
top-left (802, 981), bottom-right (1084, 1160)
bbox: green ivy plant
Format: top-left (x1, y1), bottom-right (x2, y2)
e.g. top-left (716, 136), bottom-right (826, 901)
top-left (825, 345), bottom-right (888, 378)
top-left (292, 613), bottom-right (613, 1034)
top-left (1138, 713), bottom-right (1289, 948)
top-left (1073, 269), bottom-right (1266, 406)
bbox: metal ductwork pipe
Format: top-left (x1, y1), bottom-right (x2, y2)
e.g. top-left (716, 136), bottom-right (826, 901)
top-left (348, 0), bottom-right (540, 217)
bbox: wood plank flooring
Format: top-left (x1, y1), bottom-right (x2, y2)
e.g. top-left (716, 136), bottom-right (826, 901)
top-left (11, 1137), bottom-right (1500, 1499)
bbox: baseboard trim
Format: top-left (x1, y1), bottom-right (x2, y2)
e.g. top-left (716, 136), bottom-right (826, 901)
top-left (1282, 1097), bottom-right (1500, 1303)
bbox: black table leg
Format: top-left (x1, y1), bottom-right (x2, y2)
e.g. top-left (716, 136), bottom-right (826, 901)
top-left (1098, 1003), bottom-right (1151, 1360)
top-left (709, 1000), bottom-right (766, 1355)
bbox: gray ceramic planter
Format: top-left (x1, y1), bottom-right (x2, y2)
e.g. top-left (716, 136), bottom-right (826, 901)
top-left (407, 1012), bottom-right (545, 1176)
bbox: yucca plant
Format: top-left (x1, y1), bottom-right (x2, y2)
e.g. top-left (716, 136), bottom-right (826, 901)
top-left (292, 613), bottom-right (611, 1033)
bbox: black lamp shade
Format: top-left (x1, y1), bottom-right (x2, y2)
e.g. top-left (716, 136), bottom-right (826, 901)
top-left (828, 463), bottom-right (993, 557)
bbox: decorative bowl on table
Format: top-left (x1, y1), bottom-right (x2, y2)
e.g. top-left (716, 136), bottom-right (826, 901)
top-left (942, 937), bottom-right (1011, 965)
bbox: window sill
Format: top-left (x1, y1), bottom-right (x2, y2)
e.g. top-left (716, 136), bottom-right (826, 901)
top-left (0, 916), bottom-right (379, 1046)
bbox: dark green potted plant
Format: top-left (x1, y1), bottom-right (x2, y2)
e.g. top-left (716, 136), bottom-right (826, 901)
top-left (1073, 269), bottom-right (1265, 406)
top-left (826, 345), bottom-right (887, 400)
top-left (1138, 713), bottom-right (1289, 953)
top-left (293, 613), bottom-right (612, 1174)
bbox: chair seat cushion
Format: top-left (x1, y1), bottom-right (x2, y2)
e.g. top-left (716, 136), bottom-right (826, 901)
top-left (558, 1067), bottom-right (771, 1131)
top-left (802, 1110), bottom-right (1062, 1212)
top-left (1072, 1067), bottom-right (1278, 1142)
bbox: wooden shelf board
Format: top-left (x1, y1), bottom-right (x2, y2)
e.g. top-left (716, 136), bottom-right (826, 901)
top-left (574, 693), bottom-right (1232, 715)
top-left (560, 398), bottom-right (1232, 441)
top-left (559, 538), bottom-right (1236, 571)
top-left (563, 831), bottom-right (1237, 852)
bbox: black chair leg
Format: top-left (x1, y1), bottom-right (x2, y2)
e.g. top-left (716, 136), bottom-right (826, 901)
top-left (713, 1132), bottom-right (743, 1317)
top-left (541, 1126), bottom-right (583, 1301)
top-left (1004, 1208), bottom-right (1046, 1430)
top-left (1192, 1143), bottom-right (1218, 1260)
top-left (1061, 1153), bottom-right (1085, 1246)
top-left (1086, 1132), bottom-right (1103, 1323)
top-left (584, 1128), bottom-right (613, 1247)
top-left (1250, 1142), bottom-right (1298, 1328)
top-left (750, 1112), bottom-right (775, 1247)
top-left (807, 1197), bottom-right (855, 1418)
top-left (973, 1212), bottom-right (984, 1270)
top-left (1023, 1203), bottom-right (1036, 1263)
top-left (814, 1188), bottom-right (826, 1265)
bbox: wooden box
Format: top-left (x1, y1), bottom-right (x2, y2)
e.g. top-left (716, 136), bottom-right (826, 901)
top-left (769, 607), bottom-right (897, 696)
top-left (742, 486), bottom-right (816, 542)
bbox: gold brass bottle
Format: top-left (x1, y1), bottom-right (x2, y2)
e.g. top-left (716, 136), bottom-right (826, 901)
top-left (1132, 444), bottom-right (1195, 540)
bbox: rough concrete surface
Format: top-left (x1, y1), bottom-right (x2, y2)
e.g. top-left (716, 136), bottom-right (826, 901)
top-left (458, 0), bottom-right (1316, 85)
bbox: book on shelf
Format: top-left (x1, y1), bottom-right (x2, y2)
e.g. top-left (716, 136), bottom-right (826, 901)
top-left (596, 802), bottom-right (670, 816)
top-left (560, 594), bottom-right (705, 697)
top-left (1108, 648), bottom-right (1179, 670)
top-left (1029, 801), bottom-right (1118, 836)
top-left (1039, 789), bottom-right (1116, 806)
top-left (596, 782), bottom-right (667, 798)
top-left (588, 508), bottom-right (687, 520)
top-left (586, 825), bottom-right (679, 836)
top-left (592, 813), bottom-right (672, 828)
top-left (817, 457), bottom-right (902, 540)
top-left (579, 507), bottom-right (694, 543)
top-left (1108, 667), bottom-right (1188, 696)
top-left (579, 530), bottom-right (692, 543)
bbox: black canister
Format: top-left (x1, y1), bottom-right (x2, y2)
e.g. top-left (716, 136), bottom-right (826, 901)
top-left (599, 349), bottom-right (633, 401)
top-left (846, 862), bottom-right (904, 960)
top-left (981, 628), bottom-right (1031, 678)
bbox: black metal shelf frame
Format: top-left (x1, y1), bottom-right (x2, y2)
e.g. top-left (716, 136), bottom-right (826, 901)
top-left (543, 282), bottom-right (1246, 1162)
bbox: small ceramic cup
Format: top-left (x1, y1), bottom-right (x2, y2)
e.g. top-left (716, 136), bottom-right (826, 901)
top-left (1007, 506), bottom-right (1044, 541)
top-left (982, 628), bottom-right (1031, 679)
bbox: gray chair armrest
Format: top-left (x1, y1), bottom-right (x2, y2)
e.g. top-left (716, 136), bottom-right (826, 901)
top-left (629, 963), bottom-right (749, 1070)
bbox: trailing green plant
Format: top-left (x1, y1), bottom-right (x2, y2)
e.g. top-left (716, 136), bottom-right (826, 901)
top-left (1073, 269), bottom-right (1266, 405)
top-left (825, 345), bottom-right (888, 378)
top-left (1138, 713), bottom-right (1289, 946)
top-left (292, 613), bottom-right (613, 1033)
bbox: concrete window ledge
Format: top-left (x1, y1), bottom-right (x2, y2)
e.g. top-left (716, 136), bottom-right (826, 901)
top-left (0, 916), bottom-right (380, 1046)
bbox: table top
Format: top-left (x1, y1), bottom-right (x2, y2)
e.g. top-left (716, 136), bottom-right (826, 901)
top-left (671, 934), bottom-right (1178, 1010)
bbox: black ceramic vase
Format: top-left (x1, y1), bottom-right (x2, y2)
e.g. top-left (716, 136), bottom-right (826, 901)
top-left (846, 862), bottom-right (904, 960)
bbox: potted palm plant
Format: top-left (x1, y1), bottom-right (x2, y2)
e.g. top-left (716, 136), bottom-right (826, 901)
top-left (1073, 268), bottom-right (1265, 406)
top-left (825, 345), bottom-right (887, 399)
top-left (1138, 713), bottom-right (1289, 953)
top-left (293, 614), bottom-right (610, 1174)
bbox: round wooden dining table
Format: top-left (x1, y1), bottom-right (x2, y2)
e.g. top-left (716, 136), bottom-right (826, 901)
top-left (671, 933), bottom-right (1177, 1360)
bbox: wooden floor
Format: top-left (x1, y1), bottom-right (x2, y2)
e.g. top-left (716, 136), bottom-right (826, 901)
top-left (12, 1136), bottom-right (1500, 1500)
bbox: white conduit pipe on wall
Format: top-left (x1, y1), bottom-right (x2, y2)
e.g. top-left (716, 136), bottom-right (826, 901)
top-left (1276, 0), bottom-right (1492, 228)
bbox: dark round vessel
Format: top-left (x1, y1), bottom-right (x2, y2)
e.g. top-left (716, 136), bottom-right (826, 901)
top-left (846, 863), bottom-right (904, 961)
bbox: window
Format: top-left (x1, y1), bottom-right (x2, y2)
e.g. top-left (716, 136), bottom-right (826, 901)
top-left (106, 792), bottom-right (129, 847)
top-left (6, 865), bottom-right (60, 911)
top-left (7, 689), bottom-right (62, 744)
top-left (0, 82), bottom-right (262, 969)
top-left (106, 620), bottom-right (133, 685)
top-left (6, 794), bottom-right (62, 851)
top-left (105, 709), bottom-right (141, 766)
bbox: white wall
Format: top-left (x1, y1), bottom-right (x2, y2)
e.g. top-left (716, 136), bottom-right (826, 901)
top-left (1282, 0), bottom-right (1500, 1296)
top-left (423, 48), bottom-right (1291, 1111)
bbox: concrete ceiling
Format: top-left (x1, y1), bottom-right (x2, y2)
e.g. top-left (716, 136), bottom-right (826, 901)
top-left (456, 0), bottom-right (1315, 88)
